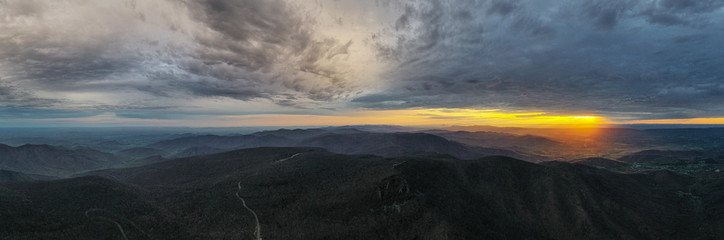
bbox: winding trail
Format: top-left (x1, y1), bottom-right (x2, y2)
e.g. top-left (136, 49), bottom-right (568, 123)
top-left (85, 209), bottom-right (128, 240)
top-left (277, 153), bottom-right (302, 163)
top-left (84, 208), bottom-right (149, 240)
top-left (392, 161), bottom-right (408, 168)
top-left (236, 181), bottom-right (262, 240)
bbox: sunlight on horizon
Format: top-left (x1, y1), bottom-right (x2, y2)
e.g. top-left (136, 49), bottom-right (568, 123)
top-left (218, 108), bottom-right (611, 128)
top-left (12, 108), bottom-right (615, 128)
top-left (624, 118), bottom-right (724, 125)
top-left (16, 108), bottom-right (724, 128)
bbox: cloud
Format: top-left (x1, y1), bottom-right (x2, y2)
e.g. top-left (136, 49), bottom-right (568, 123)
top-left (0, 81), bottom-right (63, 109)
top-left (0, 0), bottom-right (365, 113)
top-left (358, 0), bottom-right (724, 120)
top-left (657, 0), bottom-right (724, 13)
top-left (180, 0), bottom-right (364, 102)
top-left (1, 0), bottom-right (723, 123)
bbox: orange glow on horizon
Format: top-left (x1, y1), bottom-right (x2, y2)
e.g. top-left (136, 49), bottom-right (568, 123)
top-left (220, 108), bottom-right (611, 128)
top-left (624, 118), bottom-right (724, 125)
top-left (46, 108), bottom-right (724, 129)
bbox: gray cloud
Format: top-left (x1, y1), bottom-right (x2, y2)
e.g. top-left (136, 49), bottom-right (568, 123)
top-left (639, 0), bottom-right (724, 26)
top-left (657, 0), bottom-right (724, 13)
top-left (1, 0), bottom-right (724, 122)
top-left (170, 0), bottom-right (362, 103)
top-left (0, 81), bottom-right (63, 109)
top-left (358, 0), bottom-right (724, 120)
top-left (0, 0), bottom-right (359, 112)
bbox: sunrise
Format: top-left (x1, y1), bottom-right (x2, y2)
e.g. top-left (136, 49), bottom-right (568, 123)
top-left (1, 0), bottom-right (723, 239)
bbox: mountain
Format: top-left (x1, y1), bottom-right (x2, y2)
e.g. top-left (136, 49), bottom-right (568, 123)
top-left (618, 150), bottom-right (709, 164)
top-left (0, 137), bottom-right (75, 148)
top-left (573, 157), bottom-right (631, 170)
top-left (144, 129), bottom-right (543, 161)
top-left (3, 147), bottom-right (720, 239)
top-left (116, 147), bottom-right (167, 160)
top-left (444, 126), bottom-right (650, 143)
top-left (425, 130), bottom-right (561, 149)
top-left (147, 134), bottom-right (294, 153)
top-left (0, 169), bottom-right (56, 182)
top-left (114, 155), bottom-right (168, 169)
top-left (645, 128), bottom-right (724, 148)
top-left (0, 144), bottom-right (119, 177)
top-left (171, 146), bottom-right (225, 158)
top-left (0, 176), bottom-right (183, 239)
top-left (0, 137), bottom-right (129, 152)
top-left (323, 125), bottom-right (422, 133)
top-left (250, 128), bottom-right (330, 140)
top-left (0, 128), bottom-right (543, 178)
top-left (299, 131), bottom-right (540, 161)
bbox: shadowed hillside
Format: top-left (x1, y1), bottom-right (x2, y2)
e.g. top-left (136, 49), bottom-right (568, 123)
top-left (2, 147), bottom-right (720, 239)
top-left (0, 169), bottom-right (55, 182)
top-left (0, 144), bottom-right (119, 177)
top-left (142, 129), bottom-right (544, 162)
top-left (0, 176), bottom-right (183, 239)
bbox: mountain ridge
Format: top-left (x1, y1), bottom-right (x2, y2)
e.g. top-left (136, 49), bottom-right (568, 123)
top-left (3, 147), bottom-right (718, 239)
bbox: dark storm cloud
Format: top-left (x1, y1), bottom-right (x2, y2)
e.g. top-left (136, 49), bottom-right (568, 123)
top-left (358, 0), bottom-right (724, 120)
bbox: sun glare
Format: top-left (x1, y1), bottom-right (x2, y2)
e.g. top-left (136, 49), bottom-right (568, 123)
top-left (218, 108), bottom-right (609, 128)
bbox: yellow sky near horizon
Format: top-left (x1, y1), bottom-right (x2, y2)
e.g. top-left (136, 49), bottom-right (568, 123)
top-left (219, 108), bottom-right (610, 127)
top-left (20, 108), bottom-right (724, 127)
top-left (622, 118), bottom-right (724, 125)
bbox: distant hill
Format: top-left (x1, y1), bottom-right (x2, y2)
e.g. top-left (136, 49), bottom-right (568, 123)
top-left (645, 128), bottom-right (724, 148)
top-left (0, 128), bottom-right (544, 178)
top-left (425, 130), bottom-right (560, 149)
top-left (0, 137), bottom-right (129, 152)
top-left (115, 155), bottom-right (168, 169)
top-left (3, 147), bottom-right (716, 239)
top-left (299, 131), bottom-right (540, 160)
top-left (443, 126), bottom-right (653, 146)
top-left (116, 147), bottom-right (167, 160)
top-left (618, 150), bottom-right (708, 164)
top-left (147, 134), bottom-right (294, 153)
top-left (171, 146), bottom-right (225, 158)
top-left (144, 129), bottom-right (543, 161)
top-left (0, 169), bottom-right (56, 182)
top-left (0, 176), bottom-right (183, 239)
top-left (250, 128), bottom-right (330, 139)
top-left (323, 125), bottom-right (421, 133)
top-left (0, 144), bottom-right (119, 177)
top-left (573, 157), bottom-right (631, 170)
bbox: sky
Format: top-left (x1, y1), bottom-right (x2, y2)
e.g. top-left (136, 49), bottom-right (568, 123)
top-left (1, 0), bottom-right (723, 127)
